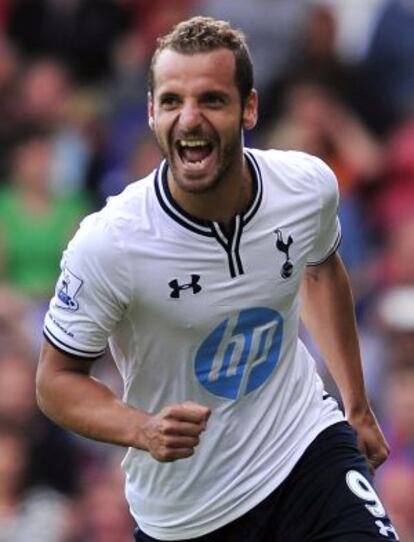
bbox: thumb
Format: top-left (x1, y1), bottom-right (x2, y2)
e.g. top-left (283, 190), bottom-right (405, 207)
top-left (182, 401), bottom-right (211, 420)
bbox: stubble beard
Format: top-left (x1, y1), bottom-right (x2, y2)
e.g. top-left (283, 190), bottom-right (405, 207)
top-left (155, 127), bottom-right (243, 195)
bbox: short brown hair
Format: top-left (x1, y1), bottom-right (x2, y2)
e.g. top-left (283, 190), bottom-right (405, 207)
top-left (148, 16), bottom-right (254, 106)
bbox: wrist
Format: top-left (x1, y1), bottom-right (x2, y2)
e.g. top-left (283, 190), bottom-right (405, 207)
top-left (344, 398), bottom-right (371, 422)
top-left (123, 406), bottom-right (152, 450)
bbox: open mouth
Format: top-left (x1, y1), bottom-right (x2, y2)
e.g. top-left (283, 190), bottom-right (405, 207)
top-left (176, 139), bottom-right (215, 170)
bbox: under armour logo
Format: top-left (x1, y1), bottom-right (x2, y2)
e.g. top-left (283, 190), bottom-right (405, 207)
top-left (169, 275), bottom-right (202, 298)
top-left (274, 229), bottom-right (294, 279)
top-left (375, 520), bottom-right (399, 540)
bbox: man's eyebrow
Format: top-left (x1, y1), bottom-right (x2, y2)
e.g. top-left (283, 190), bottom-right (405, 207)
top-left (158, 91), bottom-right (179, 99)
top-left (200, 90), bottom-right (230, 100)
top-left (156, 91), bottom-right (181, 104)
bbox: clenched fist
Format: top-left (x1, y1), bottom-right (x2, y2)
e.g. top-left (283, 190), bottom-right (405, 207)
top-left (141, 401), bottom-right (211, 462)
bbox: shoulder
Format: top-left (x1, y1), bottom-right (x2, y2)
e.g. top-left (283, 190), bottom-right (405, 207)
top-left (246, 148), bottom-right (338, 200)
top-left (61, 172), bottom-right (158, 289)
top-left (58, 206), bottom-right (131, 308)
top-left (101, 170), bottom-right (157, 231)
top-left (74, 170), bottom-right (156, 249)
top-left (248, 147), bottom-right (335, 182)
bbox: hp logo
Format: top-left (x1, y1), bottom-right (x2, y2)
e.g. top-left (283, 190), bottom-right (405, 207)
top-left (194, 308), bottom-right (284, 400)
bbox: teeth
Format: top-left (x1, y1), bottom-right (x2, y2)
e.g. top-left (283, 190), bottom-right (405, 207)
top-left (179, 140), bottom-right (209, 147)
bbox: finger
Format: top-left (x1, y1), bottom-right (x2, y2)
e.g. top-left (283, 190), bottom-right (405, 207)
top-left (162, 421), bottom-right (207, 437)
top-left (182, 401), bottom-right (211, 417)
top-left (156, 448), bottom-right (195, 462)
top-left (180, 402), bottom-right (211, 422)
top-left (163, 435), bottom-right (200, 449)
top-left (164, 404), bottom-right (211, 423)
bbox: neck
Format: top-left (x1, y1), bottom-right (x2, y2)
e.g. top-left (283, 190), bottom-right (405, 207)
top-left (168, 156), bottom-right (253, 229)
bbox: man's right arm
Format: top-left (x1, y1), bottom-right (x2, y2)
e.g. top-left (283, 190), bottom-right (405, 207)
top-left (36, 341), bottom-right (210, 462)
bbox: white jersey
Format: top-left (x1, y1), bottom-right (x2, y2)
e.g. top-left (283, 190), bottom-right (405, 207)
top-left (44, 148), bottom-right (344, 540)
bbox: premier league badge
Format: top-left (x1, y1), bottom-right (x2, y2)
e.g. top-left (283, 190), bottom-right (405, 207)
top-left (56, 267), bottom-right (83, 311)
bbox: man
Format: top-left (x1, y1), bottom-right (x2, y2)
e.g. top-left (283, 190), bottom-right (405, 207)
top-left (36, 16), bottom-right (399, 542)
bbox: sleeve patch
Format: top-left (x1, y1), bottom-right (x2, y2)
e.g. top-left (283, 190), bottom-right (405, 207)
top-left (55, 267), bottom-right (84, 311)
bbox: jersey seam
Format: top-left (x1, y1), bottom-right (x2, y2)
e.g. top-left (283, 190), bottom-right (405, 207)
top-left (43, 327), bottom-right (106, 358)
top-left (306, 230), bottom-right (342, 266)
top-left (307, 156), bottom-right (339, 266)
top-left (105, 215), bottom-right (134, 315)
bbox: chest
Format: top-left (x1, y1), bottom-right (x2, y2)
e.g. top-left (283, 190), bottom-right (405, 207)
top-left (126, 205), bottom-right (316, 331)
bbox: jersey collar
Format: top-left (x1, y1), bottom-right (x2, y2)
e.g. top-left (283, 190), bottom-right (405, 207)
top-left (154, 149), bottom-right (263, 237)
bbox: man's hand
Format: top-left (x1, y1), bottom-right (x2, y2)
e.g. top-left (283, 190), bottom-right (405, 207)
top-left (141, 401), bottom-right (211, 462)
top-left (348, 406), bottom-right (390, 473)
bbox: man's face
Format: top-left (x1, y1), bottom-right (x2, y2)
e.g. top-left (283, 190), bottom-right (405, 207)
top-left (148, 48), bottom-right (257, 194)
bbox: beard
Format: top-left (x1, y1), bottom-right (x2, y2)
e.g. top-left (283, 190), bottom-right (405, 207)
top-left (154, 123), bottom-right (244, 195)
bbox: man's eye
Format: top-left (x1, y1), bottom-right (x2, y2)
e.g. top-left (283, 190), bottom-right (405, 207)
top-left (160, 96), bottom-right (179, 108)
top-left (204, 94), bottom-right (226, 107)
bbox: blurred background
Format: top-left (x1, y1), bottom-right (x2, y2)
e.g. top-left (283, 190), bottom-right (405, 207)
top-left (0, 0), bottom-right (413, 541)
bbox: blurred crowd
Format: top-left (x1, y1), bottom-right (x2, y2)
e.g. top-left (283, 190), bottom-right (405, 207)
top-left (0, 0), bottom-right (413, 541)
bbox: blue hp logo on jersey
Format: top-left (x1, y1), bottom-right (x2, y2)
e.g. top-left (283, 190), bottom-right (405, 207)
top-left (195, 308), bottom-right (283, 400)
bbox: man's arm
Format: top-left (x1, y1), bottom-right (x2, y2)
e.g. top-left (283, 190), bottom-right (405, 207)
top-left (300, 252), bottom-right (389, 472)
top-left (36, 341), bottom-right (210, 462)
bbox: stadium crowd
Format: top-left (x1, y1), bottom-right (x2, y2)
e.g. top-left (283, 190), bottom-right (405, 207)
top-left (0, 0), bottom-right (413, 541)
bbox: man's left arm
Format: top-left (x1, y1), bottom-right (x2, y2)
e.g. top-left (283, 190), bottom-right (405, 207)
top-left (300, 252), bottom-right (389, 472)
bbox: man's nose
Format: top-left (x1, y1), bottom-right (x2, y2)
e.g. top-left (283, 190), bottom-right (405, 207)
top-left (178, 102), bottom-right (202, 131)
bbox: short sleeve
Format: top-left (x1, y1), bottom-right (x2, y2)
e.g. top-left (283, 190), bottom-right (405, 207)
top-left (43, 212), bottom-right (131, 358)
top-left (306, 157), bottom-right (341, 265)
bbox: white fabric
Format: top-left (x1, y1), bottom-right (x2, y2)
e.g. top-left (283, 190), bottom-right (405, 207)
top-left (45, 148), bottom-right (344, 540)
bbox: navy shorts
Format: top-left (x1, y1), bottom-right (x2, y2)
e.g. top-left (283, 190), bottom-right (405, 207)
top-left (134, 421), bottom-right (399, 542)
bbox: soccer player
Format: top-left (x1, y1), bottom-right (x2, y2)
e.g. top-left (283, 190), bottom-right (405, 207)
top-left (36, 16), bottom-right (399, 542)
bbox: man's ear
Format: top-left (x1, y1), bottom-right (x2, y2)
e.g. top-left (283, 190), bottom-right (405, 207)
top-left (148, 92), bottom-right (155, 131)
top-left (242, 89), bottom-right (258, 131)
